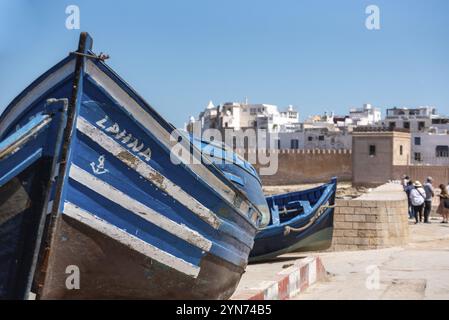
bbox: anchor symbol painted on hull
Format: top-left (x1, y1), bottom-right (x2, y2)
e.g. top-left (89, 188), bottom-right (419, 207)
top-left (90, 155), bottom-right (109, 175)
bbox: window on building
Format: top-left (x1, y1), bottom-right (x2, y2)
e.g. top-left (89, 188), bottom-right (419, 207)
top-left (414, 137), bottom-right (421, 145)
top-left (400, 145), bottom-right (403, 156)
top-left (414, 152), bottom-right (422, 162)
top-left (389, 122), bottom-right (396, 129)
top-left (308, 136), bottom-right (313, 142)
top-left (224, 122), bottom-right (228, 128)
top-left (403, 122), bottom-right (410, 129)
top-left (244, 137), bottom-right (249, 149)
top-left (318, 136), bottom-right (324, 141)
top-left (291, 139), bottom-right (299, 149)
top-left (436, 145), bottom-right (449, 158)
top-left (418, 122), bottom-right (425, 131)
top-left (232, 137), bottom-right (237, 149)
top-left (276, 139), bottom-right (281, 149)
top-left (369, 145), bottom-right (376, 156)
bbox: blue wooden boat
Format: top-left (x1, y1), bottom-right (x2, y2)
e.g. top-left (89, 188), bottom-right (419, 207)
top-left (0, 33), bottom-right (270, 299)
top-left (249, 179), bottom-right (337, 262)
top-left (192, 138), bottom-right (337, 262)
top-left (0, 105), bottom-right (67, 299)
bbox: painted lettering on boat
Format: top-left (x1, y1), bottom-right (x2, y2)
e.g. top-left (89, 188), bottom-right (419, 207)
top-left (95, 115), bottom-right (151, 161)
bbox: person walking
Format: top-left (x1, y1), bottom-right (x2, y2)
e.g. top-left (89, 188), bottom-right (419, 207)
top-left (410, 181), bottom-right (426, 224)
top-left (423, 177), bottom-right (435, 224)
top-left (402, 175), bottom-right (410, 188)
top-left (437, 184), bottom-right (449, 224)
top-left (404, 180), bottom-right (415, 219)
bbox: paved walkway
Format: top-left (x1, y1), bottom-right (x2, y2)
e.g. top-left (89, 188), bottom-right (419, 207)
top-left (293, 217), bottom-right (449, 300)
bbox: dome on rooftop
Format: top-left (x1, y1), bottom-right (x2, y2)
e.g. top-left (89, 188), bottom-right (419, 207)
top-left (206, 100), bottom-right (215, 109)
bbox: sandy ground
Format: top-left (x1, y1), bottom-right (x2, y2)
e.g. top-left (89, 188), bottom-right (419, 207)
top-left (292, 216), bottom-right (449, 300)
top-left (263, 181), bottom-right (368, 199)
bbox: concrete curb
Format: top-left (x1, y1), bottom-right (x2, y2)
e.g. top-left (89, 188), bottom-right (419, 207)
top-left (231, 256), bottom-right (327, 300)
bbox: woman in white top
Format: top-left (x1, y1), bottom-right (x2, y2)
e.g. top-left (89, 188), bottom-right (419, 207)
top-left (409, 181), bottom-right (426, 224)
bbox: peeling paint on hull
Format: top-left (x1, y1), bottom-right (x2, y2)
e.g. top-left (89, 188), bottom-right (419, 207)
top-left (40, 216), bottom-right (243, 300)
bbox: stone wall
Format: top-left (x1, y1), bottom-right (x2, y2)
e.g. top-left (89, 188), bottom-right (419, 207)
top-left (393, 165), bottom-right (449, 189)
top-left (331, 183), bottom-right (409, 251)
top-left (236, 149), bottom-right (352, 185)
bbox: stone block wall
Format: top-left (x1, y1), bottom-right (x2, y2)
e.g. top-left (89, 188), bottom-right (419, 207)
top-left (236, 149), bottom-right (352, 185)
top-left (393, 165), bottom-right (449, 190)
top-left (331, 183), bottom-right (409, 251)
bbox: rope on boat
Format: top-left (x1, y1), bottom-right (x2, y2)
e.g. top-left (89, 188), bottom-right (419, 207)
top-left (283, 205), bottom-right (335, 235)
top-left (70, 51), bottom-right (110, 61)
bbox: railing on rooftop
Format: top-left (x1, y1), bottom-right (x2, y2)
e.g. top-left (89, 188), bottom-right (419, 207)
top-left (353, 126), bottom-right (410, 133)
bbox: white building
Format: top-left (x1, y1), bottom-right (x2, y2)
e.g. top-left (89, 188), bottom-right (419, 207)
top-left (190, 100), bottom-right (300, 133)
top-left (275, 128), bottom-right (352, 150)
top-left (383, 106), bottom-right (437, 131)
top-left (382, 106), bottom-right (449, 165)
top-left (188, 102), bottom-right (449, 159)
top-left (348, 103), bottom-right (382, 126)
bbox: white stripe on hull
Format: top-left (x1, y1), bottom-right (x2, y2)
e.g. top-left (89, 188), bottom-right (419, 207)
top-left (62, 201), bottom-right (200, 278)
top-left (68, 164), bottom-right (212, 252)
top-left (0, 59), bottom-right (76, 137)
top-left (76, 116), bottom-right (220, 229)
top-left (85, 61), bottom-right (255, 221)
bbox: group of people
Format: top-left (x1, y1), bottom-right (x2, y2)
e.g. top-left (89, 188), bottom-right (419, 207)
top-left (403, 176), bottom-right (449, 224)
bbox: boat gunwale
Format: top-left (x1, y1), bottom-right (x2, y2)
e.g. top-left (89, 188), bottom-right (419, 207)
top-left (260, 179), bottom-right (337, 233)
top-left (191, 136), bottom-right (262, 186)
top-left (0, 56), bottom-right (75, 139)
top-left (0, 113), bottom-right (52, 160)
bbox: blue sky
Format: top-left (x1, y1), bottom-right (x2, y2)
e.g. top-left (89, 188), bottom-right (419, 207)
top-left (1, 0), bottom-right (448, 127)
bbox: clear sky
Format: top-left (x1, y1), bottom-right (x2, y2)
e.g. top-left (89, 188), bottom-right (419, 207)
top-left (1, 0), bottom-right (448, 127)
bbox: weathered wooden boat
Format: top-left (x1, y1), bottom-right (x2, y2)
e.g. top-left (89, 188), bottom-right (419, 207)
top-left (0, 32), bottom-right (270, 299)
top-left (0, 105), bottom-right (67, 299)
top-left (192, 138), bottom-right (336, 262)
top-left (250, 179), bottom-right (337, 262)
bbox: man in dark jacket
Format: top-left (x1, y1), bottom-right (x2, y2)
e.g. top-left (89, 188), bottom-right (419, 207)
top-left (404, 179), bottom-right (414, 219)
top-left (423, 177), bottom-right (435, 224)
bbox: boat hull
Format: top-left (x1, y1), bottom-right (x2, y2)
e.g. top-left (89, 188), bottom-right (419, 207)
top-left (249, 179), bottom-right (337, 262)
top-left (0, 33), bottom-right (267, 299)
top-left (250, 212), bottom-right (334, 263)
top-left (0, 159), bottom-right (52, 299)
top-left (39, 215), bottom-right (243, 299)
top-left (0, 111), bottom-right (66, 299)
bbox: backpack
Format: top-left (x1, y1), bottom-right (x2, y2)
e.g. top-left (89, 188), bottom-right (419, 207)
top-left (417, 188), bottom-right (426, 202)
top-left (440, 193), bottom-right (449, 209)
top-left (443, 197), bottom-right (449, 209)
